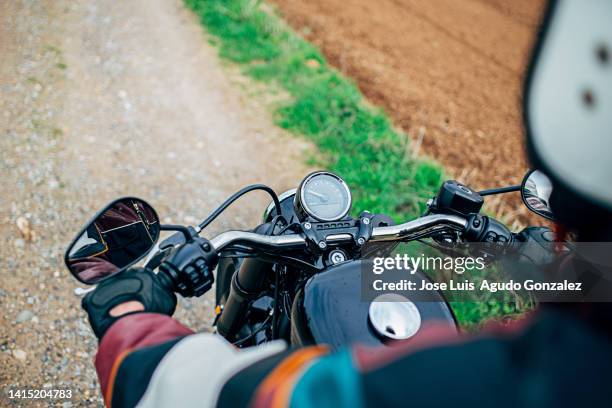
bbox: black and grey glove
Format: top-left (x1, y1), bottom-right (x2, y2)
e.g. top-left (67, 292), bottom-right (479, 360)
top-left (498, 226), bottom-right (569, 280)
top-left (514, 226), bottom-right (559, 267)
top-left (82, 267), bottom-right (177, 340)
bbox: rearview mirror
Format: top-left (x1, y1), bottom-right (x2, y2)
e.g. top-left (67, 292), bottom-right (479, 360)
top-left (521, 170), bottom-right (555, 221)
top-left (65, 198), bottom-right (160, 284)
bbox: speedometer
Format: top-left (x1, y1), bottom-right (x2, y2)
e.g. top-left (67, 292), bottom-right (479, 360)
top-left (294, 171), bottom-right (352, 222)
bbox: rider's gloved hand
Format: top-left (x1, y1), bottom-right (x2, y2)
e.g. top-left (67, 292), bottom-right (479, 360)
top-left (515, 226), bottom-right (558, 265)
top-left (159, 238), bottom-right (216, 298)
top-left (82, 267), bottom-right (177, 340)
top-left (516, 226), bottom-right (555, 243)
top-left (504, 226), bottom-right (569, 275)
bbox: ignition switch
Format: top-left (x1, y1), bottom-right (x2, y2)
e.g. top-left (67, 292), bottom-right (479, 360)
top-left (328, 249), bottom-right (347, 265)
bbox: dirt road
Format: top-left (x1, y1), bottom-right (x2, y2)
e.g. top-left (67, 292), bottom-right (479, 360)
top-left (0, 0), bottom-right (311, 406)
top-left (271, 0), bottom-right (546, 214)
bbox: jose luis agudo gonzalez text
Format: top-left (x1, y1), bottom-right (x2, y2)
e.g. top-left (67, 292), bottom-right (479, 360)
top-left (371, 254), bottom-right (582, 293)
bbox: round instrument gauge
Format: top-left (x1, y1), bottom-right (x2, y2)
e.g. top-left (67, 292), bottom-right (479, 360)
top-left (295, 172), bottom-right (352, 222)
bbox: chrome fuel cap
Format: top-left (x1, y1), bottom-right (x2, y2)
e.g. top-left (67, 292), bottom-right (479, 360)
top-left (368, 294), bottom-right (421, 340)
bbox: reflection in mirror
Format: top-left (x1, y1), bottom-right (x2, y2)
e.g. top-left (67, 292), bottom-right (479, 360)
top-left (521, 170), bottom-right (555, 220)
top-left (65, 198), bottom-right (160, 284)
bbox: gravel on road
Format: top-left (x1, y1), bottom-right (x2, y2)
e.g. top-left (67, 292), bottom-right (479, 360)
top-left (0, 0), bottom-right (312, 406)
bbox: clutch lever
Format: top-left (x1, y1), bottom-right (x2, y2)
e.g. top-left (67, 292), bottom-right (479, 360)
top-left (144, 227), bottom-right (198, 269)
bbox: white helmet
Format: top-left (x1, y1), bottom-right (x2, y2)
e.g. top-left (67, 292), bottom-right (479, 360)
top-left (525, 0), bottom-right (612, 229)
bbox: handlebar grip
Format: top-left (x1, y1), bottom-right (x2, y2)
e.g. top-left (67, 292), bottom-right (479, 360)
top-left (159, 237), bottom-right (218, 297)
top-left (464, 214), bottom-right (514, 244)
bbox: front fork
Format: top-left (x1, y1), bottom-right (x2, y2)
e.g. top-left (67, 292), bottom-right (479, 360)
top-left (216, 257), bottom-right (269, 339)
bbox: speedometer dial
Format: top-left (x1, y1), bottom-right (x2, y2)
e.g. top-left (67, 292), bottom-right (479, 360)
top-left (295, 172), bottom-right (352, 222)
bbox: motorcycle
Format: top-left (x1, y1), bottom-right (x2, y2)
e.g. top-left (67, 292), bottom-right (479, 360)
top-left (64, 169), bottom-right (554, 350)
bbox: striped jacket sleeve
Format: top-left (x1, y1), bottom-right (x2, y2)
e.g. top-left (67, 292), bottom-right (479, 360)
top-left (94, 313), bottom-right (288, 408)
top-left (96, 312), bottom-right (547, 408)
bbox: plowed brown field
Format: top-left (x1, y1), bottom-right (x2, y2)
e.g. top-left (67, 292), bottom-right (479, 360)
top-left (271, 0), bottom-right (546, 221)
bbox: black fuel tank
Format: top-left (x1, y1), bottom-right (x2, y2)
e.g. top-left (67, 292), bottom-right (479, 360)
top-left (291, 260), bottom-right (457, 351)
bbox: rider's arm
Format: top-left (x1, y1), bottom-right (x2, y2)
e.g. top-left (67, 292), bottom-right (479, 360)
top-left (84, 268), bottom-right (289, 407)
top-left (81, 267), bottom-right (191, 406)
top-left (95, 313), bottom-right (193, 406)
top-left (100, 307), bottom-right (591, 408)
top-left (100, 320), bottom-right (289, 408)
top-left (214, 317), bottom-right (541, 408)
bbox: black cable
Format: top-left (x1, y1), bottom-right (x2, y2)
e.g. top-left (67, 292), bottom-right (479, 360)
top-left (217, 243), bottom-right (259, 259)
top-left (198, 184), bottom-right (282, 232)
top-left (220, 244), bottom-right (256, 253)
top-left (283, 291), bottom-right (292, 321)
top-left (218, 253), bottom-right (259, 259)
top-left (276, 222), bottom-right (300, 236)
top-left (271, 265), bottom-right (281, 338)
top-left (269, 215), bottom-right (288, 234)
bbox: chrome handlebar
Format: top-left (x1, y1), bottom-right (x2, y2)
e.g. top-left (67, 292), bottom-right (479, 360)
top-left (210, 231), bottom-right (307, 251)
top-left (369, 213), bottom-right (467, 241)
top-left (209, 214), bottom-right (468, 252)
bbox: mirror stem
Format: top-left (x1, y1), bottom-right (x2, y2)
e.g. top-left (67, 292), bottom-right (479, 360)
top-left (478, 185), bottom-right (521, 196)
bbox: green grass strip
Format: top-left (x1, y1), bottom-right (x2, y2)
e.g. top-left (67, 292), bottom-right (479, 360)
top-left (185, 0), bottom-right (530, 327)
top-left (185, 0), bottom-right (443, 220)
